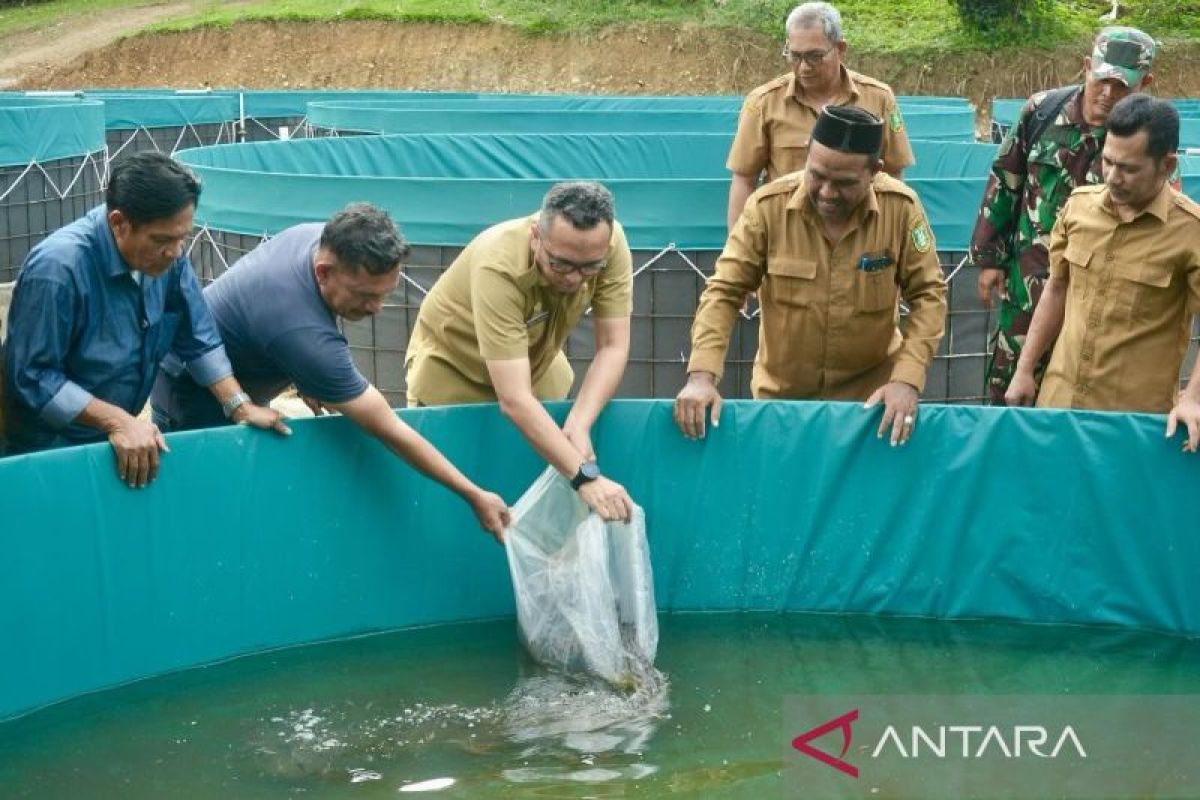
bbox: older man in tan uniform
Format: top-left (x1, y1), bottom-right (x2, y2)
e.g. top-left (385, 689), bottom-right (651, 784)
top-left (677, 105), bottom-right (946, 446)
top-left (726, 2), bottom-right (914, 231)
top-left (406, 181), bottom-right (637, 520)
top-left (1007, 94), bottom-right (1200, 452)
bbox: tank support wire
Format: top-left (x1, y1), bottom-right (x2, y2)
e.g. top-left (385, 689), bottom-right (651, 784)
top-left (106, 121), bottom-right (237, 162)
top-left (246, 117), bottom-right (308, 139)
top-left (0, 151), bottom-right (105, 205)
top-left (302, 121), bottom-right (341, 138)
top-left (944, 254), bottom-right (970, 283)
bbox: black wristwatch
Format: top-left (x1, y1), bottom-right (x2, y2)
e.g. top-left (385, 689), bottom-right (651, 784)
top-left (570, 460), bottom-right (600, 491)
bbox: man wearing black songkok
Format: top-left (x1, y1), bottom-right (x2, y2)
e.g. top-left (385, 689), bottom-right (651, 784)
top-left (676, 105), bottom-right (948, 446)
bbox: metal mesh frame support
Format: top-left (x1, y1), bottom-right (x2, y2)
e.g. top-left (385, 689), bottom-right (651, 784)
top-left (190, 229), bottom-right (1016, 406)
top-left (0, 151), bottom-right (106, 284)
top-left (105, 122), bottom-right (237, 167)
top-left (242, 116), bottom-right (309, 143)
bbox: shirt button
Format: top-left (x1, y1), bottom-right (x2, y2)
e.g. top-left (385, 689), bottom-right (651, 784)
top-left (1106, 253), bottom-right (1114, 262)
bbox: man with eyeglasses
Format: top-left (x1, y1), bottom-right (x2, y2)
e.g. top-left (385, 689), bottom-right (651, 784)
top-left (677, 106), bottom-right (946, 447)
top-left (726, 2), bottom-right (914, 232)
top-left (406, 181), bottom-right (635, 522)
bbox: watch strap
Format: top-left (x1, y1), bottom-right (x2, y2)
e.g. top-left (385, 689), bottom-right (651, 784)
top-left (221, 391), bottom-right (251, 419)
top-left (570, 461), bottom-right (600, 491)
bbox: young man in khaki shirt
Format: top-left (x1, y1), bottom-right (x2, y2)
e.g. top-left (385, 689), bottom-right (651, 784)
top-left (406, 182), bottom-right (636, 521)
top-left (676, 106), bottom-right (947, 447)
top-left (726, 2), bottom-right (914, 231)
top-left (1007, 94), bottom-right (1200, 451)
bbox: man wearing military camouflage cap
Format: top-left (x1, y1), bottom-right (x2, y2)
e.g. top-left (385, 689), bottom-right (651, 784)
top-left (969, 26), bottom-right (1158, 405)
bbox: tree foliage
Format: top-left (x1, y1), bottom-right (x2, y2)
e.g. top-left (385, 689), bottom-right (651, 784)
top-left (952, 0), bottom-right (1043, 28)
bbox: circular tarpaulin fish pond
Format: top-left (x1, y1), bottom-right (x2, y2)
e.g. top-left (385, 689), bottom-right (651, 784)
top-left (0, 95), bottom-right (106, 285)
top-left (177, 133), bottom-right (1007, 404)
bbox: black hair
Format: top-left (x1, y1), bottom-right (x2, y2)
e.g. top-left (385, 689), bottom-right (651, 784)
top-left (105, 152), bottom-right (201, 226)
top-left (538, 181), bottom-right (615, 232)
top-left (1107, 93), bottom-right (1179, 159)
top-left (319, 203), bottom-right (410, 275)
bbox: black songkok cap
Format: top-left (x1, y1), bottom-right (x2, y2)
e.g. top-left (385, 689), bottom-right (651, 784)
top-left (811, 105), bottom-right (884, 155)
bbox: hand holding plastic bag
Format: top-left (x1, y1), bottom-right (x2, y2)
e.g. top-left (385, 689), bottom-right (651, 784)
top-left (504, 467), bottom-right (658, 690)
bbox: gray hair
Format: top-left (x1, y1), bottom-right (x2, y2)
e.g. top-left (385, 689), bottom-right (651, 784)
top-left (319, 202), bottom-right (410, 275)
top-left (785, 2), bottom-right (844, 44)
top-left (538, 181), bottom-right (615, 232)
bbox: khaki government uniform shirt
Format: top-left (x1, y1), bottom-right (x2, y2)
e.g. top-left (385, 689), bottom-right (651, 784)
top-left (688, 172), bottom-right (947, 400)
top-left (405, 214), bottom-right (633, 406)
top-left (1038, 183), bottom-right (1200, 413)
top-left (726, 67), bottom-right (915, 181)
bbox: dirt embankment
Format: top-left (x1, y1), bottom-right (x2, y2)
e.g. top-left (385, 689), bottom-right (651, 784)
top-left (14, 20), bottom-right (1200, 111)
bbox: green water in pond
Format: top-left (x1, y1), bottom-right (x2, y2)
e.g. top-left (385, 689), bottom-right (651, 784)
top-left (2, 612), bottom-right (1199, 799)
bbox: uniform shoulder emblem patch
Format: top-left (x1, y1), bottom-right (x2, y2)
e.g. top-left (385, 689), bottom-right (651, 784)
top-left (888, 108), bottom-right (904, 132)
top-left (910, 219), bottom-right (933, 253)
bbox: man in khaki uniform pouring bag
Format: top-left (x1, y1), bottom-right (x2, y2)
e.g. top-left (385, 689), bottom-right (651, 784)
top-left (406, 181), bottom-right (636, 522)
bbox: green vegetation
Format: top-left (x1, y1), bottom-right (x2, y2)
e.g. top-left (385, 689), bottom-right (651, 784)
top-left (1, 0), bottom-right (1197, 55)
top-left (0, 0), bottom-right (228, 38)
top-left (0, 0), bottom-right (142, 36)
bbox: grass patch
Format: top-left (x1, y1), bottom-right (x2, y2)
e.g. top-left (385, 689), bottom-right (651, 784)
top-left (148, 0), bottom-right (495, 31)
top-left (4, 0), bottom-right (1198, 54)
top-left (0, 0), bottom-right (158, 37)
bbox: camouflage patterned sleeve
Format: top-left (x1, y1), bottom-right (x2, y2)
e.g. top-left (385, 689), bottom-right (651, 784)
top-left (968, 99), bottom-right (1038, 270)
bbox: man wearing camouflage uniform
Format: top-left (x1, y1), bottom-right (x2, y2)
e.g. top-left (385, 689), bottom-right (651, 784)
top-left (969, 26), bottom-right (1158, 404)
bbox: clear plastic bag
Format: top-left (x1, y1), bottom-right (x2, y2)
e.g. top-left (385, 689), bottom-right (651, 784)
top-left (504, 467), bottom-right (658, 689)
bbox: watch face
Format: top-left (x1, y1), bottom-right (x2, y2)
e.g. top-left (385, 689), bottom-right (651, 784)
top-left (581, 461), bottom-right (601, 480)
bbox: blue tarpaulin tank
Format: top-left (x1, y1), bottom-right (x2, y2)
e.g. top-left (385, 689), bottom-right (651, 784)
top-left (1, 400), bottom-right (1197, 721)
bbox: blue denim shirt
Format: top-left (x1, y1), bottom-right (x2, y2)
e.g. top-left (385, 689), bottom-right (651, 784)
top-left (2, 206), bottom-right (232, 452)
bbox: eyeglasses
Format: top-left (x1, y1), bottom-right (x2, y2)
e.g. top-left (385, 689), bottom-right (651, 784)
top-left (782, 46), bottom-right (835, 67)
top-left (539, 241), bottom-right (607, 276)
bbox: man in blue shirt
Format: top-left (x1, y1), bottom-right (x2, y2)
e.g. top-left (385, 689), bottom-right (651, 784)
top-left (3, 152), bottom-right (287, 487)
top-left (150, 203), bottom-right (510, 540)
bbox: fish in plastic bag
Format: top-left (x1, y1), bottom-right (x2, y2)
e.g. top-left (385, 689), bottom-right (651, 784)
top-left (504, 467), bottom-right (659, 691)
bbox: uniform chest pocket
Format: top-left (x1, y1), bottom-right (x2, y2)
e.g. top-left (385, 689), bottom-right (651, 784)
top-left (774, 138), bottom-right (810, 176)
top-left (525, 307), bottom-right (551, 345)
top-left (855, 262), bottom-right (898, 313)
top-left (765, 257), bottom-right (817, 307)
top-left (1063, 241), bottom-right (1091, 263)
top-left (1115, 258), bottom-right (1175, 323)
top-left (1063, 242), bottom-right (1094, 272)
